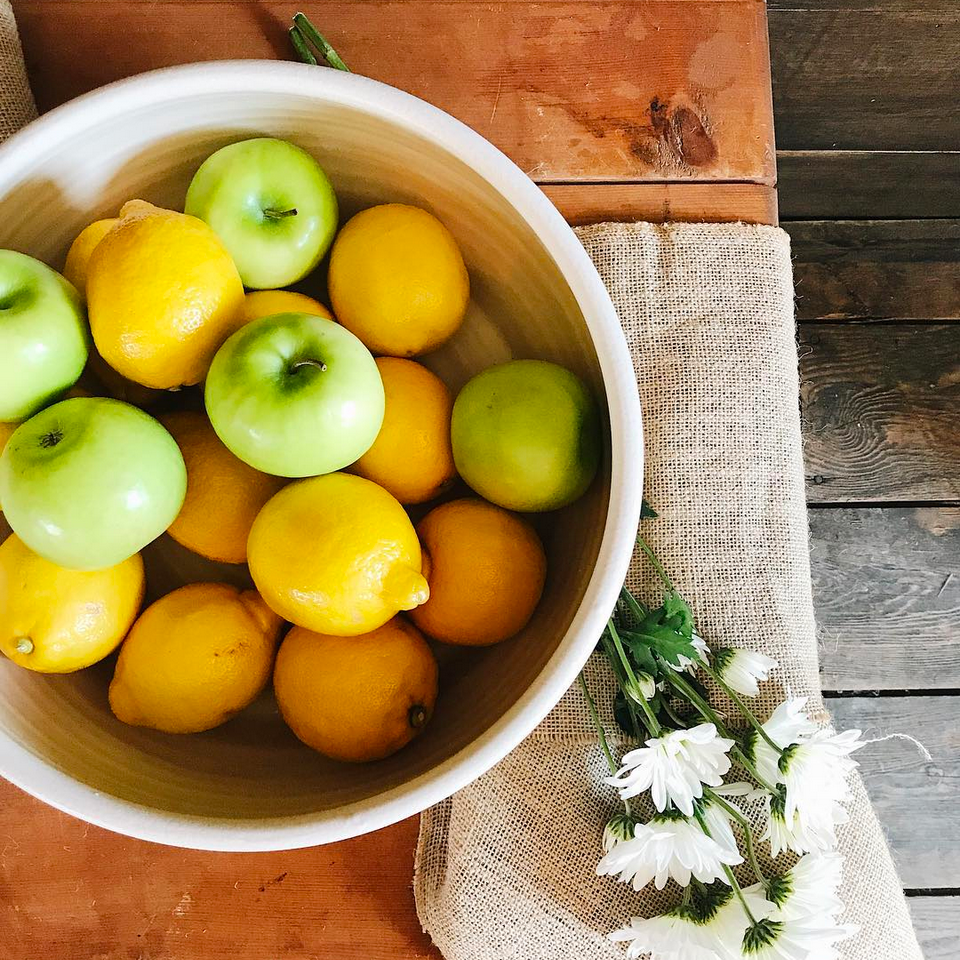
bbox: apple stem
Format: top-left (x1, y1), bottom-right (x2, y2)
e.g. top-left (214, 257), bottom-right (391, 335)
top-left (290, 13), bottom-right (351, 72)
top-left (263, 208), bottom-right (298, 221)
top-left (291, 359), bottom-right (327, 374)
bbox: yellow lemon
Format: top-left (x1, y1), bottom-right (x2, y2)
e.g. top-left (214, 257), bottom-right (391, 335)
top-left (248, 472), bottom-right (428, 636)
top-left (351, 357), bottom-right (456, 504)
top-left (411, 498), bottom-right (546, 646)
top-left (0, 534), bottom-right (144, 673)
top-left (109, 582), bottom-right (282, 733)
top-left (328, 204), bottom-right (469, 357)
top-left (161, 411), bottom-right (286, 564)
top-left (63, 218), bottom-right (119, 299)
top-left (274, 617), bottom-right (438, 762)
top-left (239, 290), bottom-right (333, 325)
top-left (87, 200), bottom-right (244, 389)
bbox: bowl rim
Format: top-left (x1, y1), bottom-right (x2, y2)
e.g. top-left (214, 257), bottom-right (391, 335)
top-left (0, 60), bottom-right (644, 851)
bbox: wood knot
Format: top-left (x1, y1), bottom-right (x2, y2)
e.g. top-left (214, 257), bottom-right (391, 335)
top-left (649, 97), bottom-right (717, 168)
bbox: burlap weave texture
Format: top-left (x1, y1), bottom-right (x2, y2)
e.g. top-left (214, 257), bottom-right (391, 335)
top-left (414, 223), bottom-right (922, 960)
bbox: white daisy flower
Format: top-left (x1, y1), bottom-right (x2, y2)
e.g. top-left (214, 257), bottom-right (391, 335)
top-left (610, 885), bottom-right (767, 960)
top-left (760, 790), bottom-right (848, 858)
top-left (700, 794), bottom-right (743, 858)
top-left (597, 810), bottom-right (743, 891)
top-left (601, 811), bottom-right (637, 854)
top-left (605, 723), bottom-right (735, 815)
top-left (780, 727), bottom-right (865, 828)
top-left (740, 913), bottom-right (858, 960)
top-left (713, 649), bottom-right (778, 697)
top-left (743, 698), bottom-right (818, 785)
top-left (754, 851), bottom-right (845, 921)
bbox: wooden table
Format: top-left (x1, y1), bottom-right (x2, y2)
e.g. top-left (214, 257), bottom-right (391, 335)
top-left (3, 3), bottom-right (779, 957)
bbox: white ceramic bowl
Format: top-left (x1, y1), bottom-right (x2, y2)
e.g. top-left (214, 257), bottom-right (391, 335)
top-left (0, 61), bottom-right (643, 850)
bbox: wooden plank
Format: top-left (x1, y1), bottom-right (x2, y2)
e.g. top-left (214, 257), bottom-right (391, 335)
top-left (811, 507), bottom-right (960, 691)
top-left (828, 696), bottom-right (960, 888)
top-left (908, 897), bottom-right (960, 960)
top-left (543, 182), bottom-right (778, 225)
top-left (768, 3), bottom-right (960, 151)
top-left (787, 220), bottom-right (960, 322)
top-left (799, 323), bottom-right (960, 503)
top-left (777, 152), bottom-right (960, 220)
top-left (0, 782), bottom-right (442, 960)
top-left (11, 0), bottom-right (776, 185)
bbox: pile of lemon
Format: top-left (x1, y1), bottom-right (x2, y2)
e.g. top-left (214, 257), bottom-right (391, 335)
top-left (0, 184), bottom-right (560, 764)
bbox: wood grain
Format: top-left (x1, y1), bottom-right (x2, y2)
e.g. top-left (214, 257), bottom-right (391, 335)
top-left (908, 897), bottom-right (960, 960)
top-left (768, 2), bottom-right (960, 151)
top-left (787, 220), bottom-right (960, 322)
top-left (543, 182), bottom-right (778, 225)
top-left (799, 323), bottom-right (960, 503)
top-left (810, 507), bottom-right (960, 691)
top-left (778, 151), bottom-right (960, 220)
top-left (11, 0), bottom-right (776, 185)
top-left (0, 785), bottom-right (442, 960)
top-left (828, 696), bottom-right (960, 889)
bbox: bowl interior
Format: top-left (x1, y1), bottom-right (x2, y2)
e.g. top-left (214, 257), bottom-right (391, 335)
top-left (0, 73), bottom-right (610, 837)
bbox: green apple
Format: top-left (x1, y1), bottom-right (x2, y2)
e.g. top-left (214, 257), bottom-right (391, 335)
top-left (205, 312), bottom-right (385, 478)
top-left (0, 397), bottom-right (187, 569)
top-left (451, 359), bottom-right (601, 512)
top-left (185, 137), bottom-right (338, 289)
top-left (0, 249), bottom-right (88, 422)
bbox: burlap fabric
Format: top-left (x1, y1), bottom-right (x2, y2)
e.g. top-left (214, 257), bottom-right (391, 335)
top-left (415, 222), bottom-right (922, 960)
top-left (0, 1), bottom-right (35, 139)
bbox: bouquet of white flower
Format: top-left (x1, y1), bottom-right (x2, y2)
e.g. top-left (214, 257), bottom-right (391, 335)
top-left (585, 504), bottom-right (863, 960)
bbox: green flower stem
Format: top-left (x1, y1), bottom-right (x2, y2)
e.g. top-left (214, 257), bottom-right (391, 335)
top-left (694, 807), bottom-right (759, 926)
top-left (578, 672), bottom-right (618, 776)
top-left (598, 630), bottom-right (648, 741)
top-left (636, 534), bottom-right (674, 592)
top-left (701, 663), bottom-right (784, 757)
top-left (663, 670), bottom-right (729, 735)
top-left (661, 698), bottom-right (691, 729)
top-left (289, 25), bottom-right (318, 65)
top-left (705, 789), bottom-right (767, 886)
top-left (618, 586), bottom-right (647, 623)
top-left (291, 13), bottom-right (351, 71)
top-left (607, 619), bottom-right (662, 736)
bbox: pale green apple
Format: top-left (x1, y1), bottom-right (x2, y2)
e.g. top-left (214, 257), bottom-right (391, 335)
top-left (0, 397), bottom-right (187, 569)
top-left (204, 312), bottom-right (384, 478)
top-left (185, 137), bottom-right (338, 289)
top-left (0, 249), bottom-right (88, 422)
top-left (451, 359), bottom-right (601, 512)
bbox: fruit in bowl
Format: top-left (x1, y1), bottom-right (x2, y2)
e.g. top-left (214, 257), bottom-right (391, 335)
top-left (0, 396), bottom-right (187, 569)
top-left (185, 137), bottom-right (338, 290)
top-left (0, 69), bottom-right (641, 851)
top-left (204, 311), bottom-right (385, 477)
top-left (0, 250), bottom-right (88, 422)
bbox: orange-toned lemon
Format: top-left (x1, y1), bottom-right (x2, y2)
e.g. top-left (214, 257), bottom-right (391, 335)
top-left (0, 534), bottom-right (144, 673)
top-left (248, 472), bottom-right (428, 636)
top-left (411, 498), bottom-right (546, 645)
top-left (109, 583), bottom-right (282, 733)
top-left (87, 200), bottom-right (244, 389)
top-left (239, 290), bottom-right (333, 325)
top-left (160, 411), bottom-right (286, 563)
top-left (351, 357), bottom-right (456, 504)
top-left (63, 218), bottom-right (119, 299)
top-left (328, 204), bottom-right (469, 356)
top-left (273, 617), bottom-right (438, 762)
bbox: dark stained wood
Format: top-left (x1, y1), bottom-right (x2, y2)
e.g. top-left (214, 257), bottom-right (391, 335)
top-left (829, 696), bottom-right (960, 889)
top-left (778, 151), bottom-right (960, 220)
top-left (799, 323), bottom-right (960, 503)
top-left (908, 897), bottom-right (960, 960)
top-left (543, 182), bottom-right (778, 225)
top-left (11, 0), bottom-right (777, 185)
top-left (768, 2), bottom-right (960, 152)
top-left (810, 507), bottom-right (960, 691)
top-left (787, 220), bottom-right (960, 322)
